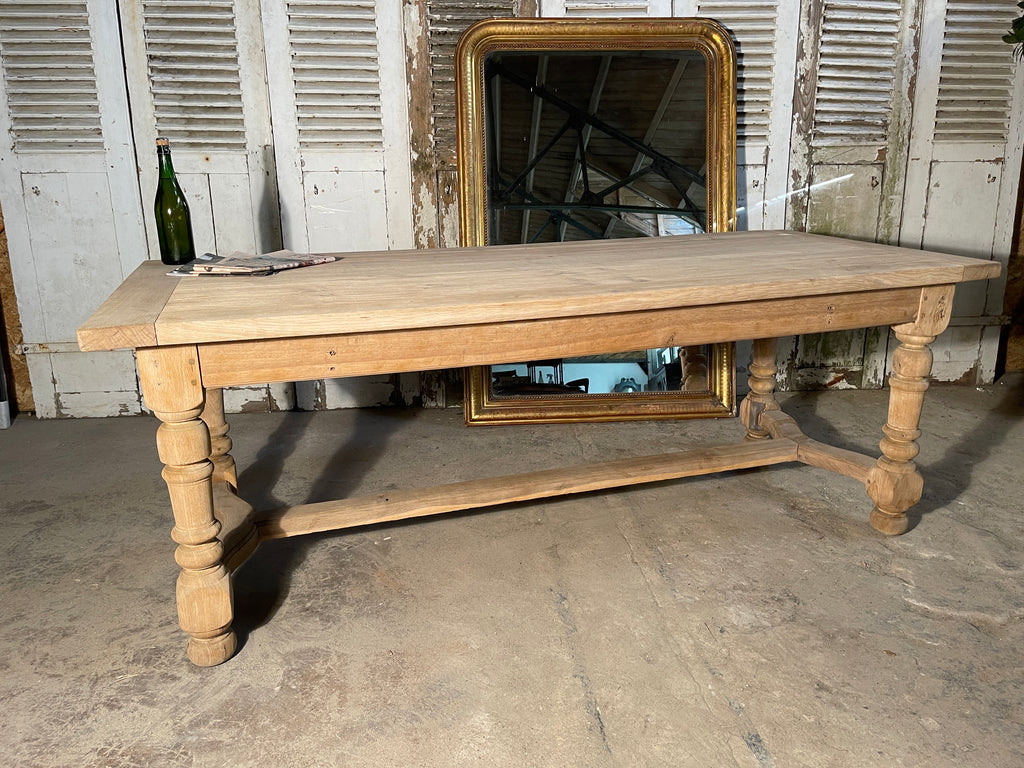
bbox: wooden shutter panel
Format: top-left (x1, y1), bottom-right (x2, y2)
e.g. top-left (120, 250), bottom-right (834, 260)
top-left (0, 1), bottom-right (103, 152)
top-left (784, 0), bottom-right (913, 391)
top-left (287, 0), bottom-right (385, 150)
top-left (697, 1), bottom-right (779, 145)
top-left (270, 0), bottom-right (413, 408)
top-left (263, 0), bottom-right (412, 253)
top-left (934, 0), bottom-right (1018, 144)
top-left (140, 1), bottom-right (247, 151)
top-left (812, 0), bottom-right (901, 145)
top-left (121, 1), bottom-right (287, 411)
top-left (428, 1), bottom-right (517, 164)
top-left (0, 1), bottom-right (149, 416)
top-left (123, 0), bottom-right (280, 256)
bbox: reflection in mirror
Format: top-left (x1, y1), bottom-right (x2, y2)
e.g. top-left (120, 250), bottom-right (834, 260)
top-left (489, 346), bottom-right (706, 396)
top-left (486, 50), bottom-right (708, 247)
top-left (486, 49), bottom-right (709, 398)
top-left (456, 19), bottom-right (736, 424)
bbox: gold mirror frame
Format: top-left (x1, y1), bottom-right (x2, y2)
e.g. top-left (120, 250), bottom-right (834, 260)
top-left (456, 18), bottom-right (737, 425)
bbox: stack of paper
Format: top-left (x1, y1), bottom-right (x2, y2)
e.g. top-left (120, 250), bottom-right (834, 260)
top-left (168, 250), bottom-right (338, 276)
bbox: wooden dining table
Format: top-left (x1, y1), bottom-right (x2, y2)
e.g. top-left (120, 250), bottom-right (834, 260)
top-left (78, 229), bottom-right (1000, 666)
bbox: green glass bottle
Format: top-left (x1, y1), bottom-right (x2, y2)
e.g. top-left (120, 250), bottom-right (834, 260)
top-left (154, 137), bottom-right (196, 265)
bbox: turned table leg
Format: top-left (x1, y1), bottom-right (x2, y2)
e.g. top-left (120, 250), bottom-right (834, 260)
top-left (680, 345), bottom-right (708, 391)
top-left (867, 286), bottom-right (954, 535)
top-left (138, 346), bottom-right (237, 666)
top-left (202, 388), bottom-right (237, 489)
top-left (740, 337), bottom-right (780, 440)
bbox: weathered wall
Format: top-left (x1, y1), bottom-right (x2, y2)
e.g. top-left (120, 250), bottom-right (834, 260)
top-left (0, 0), bottom-right (1020, 417)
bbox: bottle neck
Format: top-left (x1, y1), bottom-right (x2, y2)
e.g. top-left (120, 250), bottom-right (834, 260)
top-left (157, 147), bottom-right (175, 179)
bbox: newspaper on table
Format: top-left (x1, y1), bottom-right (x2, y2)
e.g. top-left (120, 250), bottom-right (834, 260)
top-left (168, 249), bottom-right (338, 276)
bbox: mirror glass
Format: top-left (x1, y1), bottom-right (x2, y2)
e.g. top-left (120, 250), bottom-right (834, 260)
top-left (486, 50), bottom-right (708, 247)
top-left (488, 49), bottom-right (706, 397)
top-left (457, 19), bottom-right (736, 424)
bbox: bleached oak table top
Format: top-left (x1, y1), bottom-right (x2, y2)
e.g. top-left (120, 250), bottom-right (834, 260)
top-left (77, 230), bottom-right (1000, 352)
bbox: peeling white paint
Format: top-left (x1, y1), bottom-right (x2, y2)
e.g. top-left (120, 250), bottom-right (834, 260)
top-left (404, 3), bottom-right (423, 65)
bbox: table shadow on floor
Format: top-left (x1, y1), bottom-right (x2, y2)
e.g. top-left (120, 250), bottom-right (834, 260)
top-left (904, 373), bottom-right (1023, 529)
top-left (779, 375), bottom-right (1024, 532)
top-left (230, 408), bottom-right (413, 648)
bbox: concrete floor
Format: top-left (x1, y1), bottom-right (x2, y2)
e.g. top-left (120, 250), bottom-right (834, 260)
top-left (1, 375), bottom-right (1023, 767)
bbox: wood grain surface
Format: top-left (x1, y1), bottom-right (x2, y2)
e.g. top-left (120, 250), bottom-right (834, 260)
top-left (78, 230), bottom-right (1001, 352)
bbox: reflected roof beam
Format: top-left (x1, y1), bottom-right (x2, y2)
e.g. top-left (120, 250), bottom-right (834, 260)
top-left (560, 54), bottom-right (612, 241)
top-left (521, 55), bottom-right (549, 244)
top-left (605, 58), bottom-right (691, 236)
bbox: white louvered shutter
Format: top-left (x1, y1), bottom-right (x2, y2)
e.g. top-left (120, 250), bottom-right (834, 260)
top-left (263, 0), bottom-right (413, 253)
top-left (781, 0), bottom-right (1023, 390)
top-left (120, 0), bottom-right (280, 260)
top-left (1, 3), bottom-right (103, 152)
top-left (289, 1), bottom-right (384, 151)
top-left (782, 0), bottom-right (917, 391)
top-left (140, 3), bottom-right (247, 152)
top-left (120, 1), bottom-right (293, 413)
top-left (933, 1), bottom-right (1017, 144)
top-left (810, 0), bottom-right (902, 146)
top-left (0, 1), bottom-right (148, 417)
top-left (903, 0), bottom-right (1023, 262)
top-left (261, 0), bottom-right (415, 412)
top-left (789, 0), bottom-right (916, 244)
top-left (697, 1), bottom-right (779, 146)
top-left (562, 1), bottom-right (668, 15)
top-left (694, 0), bottom-right (795, 230)
top-left (899, 0), bottom-right (1023, 385)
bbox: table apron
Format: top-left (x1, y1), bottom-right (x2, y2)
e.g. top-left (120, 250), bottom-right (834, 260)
top-left (196, 287), bottom-right (924, 388)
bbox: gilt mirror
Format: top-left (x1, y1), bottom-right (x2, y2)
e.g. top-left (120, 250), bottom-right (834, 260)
top-left (456, 18), bottom-right (737, 424)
